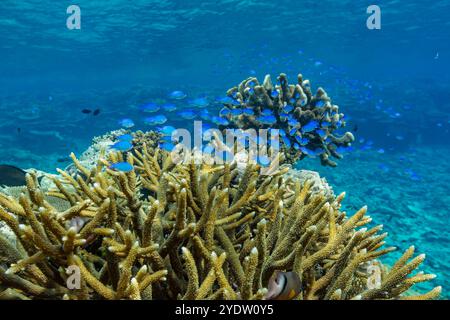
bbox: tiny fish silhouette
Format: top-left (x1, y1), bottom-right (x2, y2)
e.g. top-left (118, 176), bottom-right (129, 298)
top-left (81, 109), bottom-right (92, 114)
top-left (93, 109), bottom-right (101, 116)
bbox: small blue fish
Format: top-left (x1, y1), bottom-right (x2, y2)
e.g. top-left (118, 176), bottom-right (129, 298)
top-left (169, 90), bottom-right (187, 100)
top-left (288, 118), bottom-right (299, 127)
top-left (158, 125), bottom-right (176, 136)
top-left (117, 134), bottom-right (133, 142)
top-left (377, 148), bottom-right (385, 154)
top-left (271, 90), bottom-right (279, 98)
top-left (118, 118), bottom-right (135, 128)
top-left (257, 115), bottom-right (277, 125)
top-left (144, 115), bottom-right (168, 125)
top-left (217, 96), bottom-right (234, 104)
top-left (279, 112), bottom-right (289, 121)
top-left (301, 120), bottom-right (319, 133)
top-left (219, 108), bottom-right (231, 117)
top-left (190, 97), bottom-right (209, 107)
top-left (162, 103), bottom-right (177, 112)
top-left (316, 129), bottom-right (326, 138)
top-left (296, 136), bottom-right (309, 145)
top-left (199, 109), bottom-right (210, 120)
top-left (212, 116), bottom-right (229, 126)
top-left (109, 162), bottom-right (134, 173)
top-left (284, 105), bottom-right (294, 113)
top-left (243, 108), bottom-right (254, 116)
top-left (140, 103), bottom-right (160, 113)
top-left (230, 109), bottom-right (243, 116)
top-left (261, 109), bottom-right (273, 117)
top-left (289, 128), bottom-right (298, 136)
top-left (282, 136), bottom-right (291, 148)
top-left (178, 110), bottom-right (197, 120)
top-left (111, 141), bottom-right (133, 152)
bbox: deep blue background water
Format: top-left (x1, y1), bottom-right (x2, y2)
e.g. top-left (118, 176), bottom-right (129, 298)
top-left (0, 0), bottom-right (448, 298)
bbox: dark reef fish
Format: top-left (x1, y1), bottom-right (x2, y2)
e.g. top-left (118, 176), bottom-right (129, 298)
top-left (264, 271), bottom-right (302, 300)
top-left (0, 164), bottom-right (27, 186)
top-left (81, 108), bottom-right (101, 116)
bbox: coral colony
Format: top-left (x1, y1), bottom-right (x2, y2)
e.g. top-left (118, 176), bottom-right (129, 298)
top-left (0, 73), bottom-right (441, 300)
top-left (219, 73), bottom-right (355, 167)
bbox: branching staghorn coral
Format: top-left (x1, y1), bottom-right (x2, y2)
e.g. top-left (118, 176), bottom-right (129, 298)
top-left (0, 143), bottom-right (441, 300)
top-left (219, 73), bottom-right (355, 167)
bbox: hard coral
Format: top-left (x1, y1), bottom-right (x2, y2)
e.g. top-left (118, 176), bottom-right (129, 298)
top-left (220, 73), bottom-right (355, 167)
top-left (0, 143), bottom-right (440, 300)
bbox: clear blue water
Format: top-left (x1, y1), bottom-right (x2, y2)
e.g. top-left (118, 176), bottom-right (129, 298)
top-left (0, 0), bottom-right (448, 298)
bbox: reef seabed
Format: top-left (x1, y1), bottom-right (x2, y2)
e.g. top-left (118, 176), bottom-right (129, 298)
top-left (0, 134), bottom-right (441, 300)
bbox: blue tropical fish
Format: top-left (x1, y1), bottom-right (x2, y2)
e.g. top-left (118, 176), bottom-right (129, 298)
top-left (178, 110), bottom-right (197, 120)
top-left (144, 115), bottom-right (168, 125)
top-left (288, 118), bottom-right (299, 127)
top-left (289, 128), bottom-right (298, 136)
top-left (271, 90), bottom-right (279, 98)
top-left (301, 120), bottom-right (319, 133)
top-left (243, 108), bottom-right (254, 116)
top-left (257, 115), bottom-right (277, 125)
top-left (118, 118), bottom-right (135, 128)
top-left (111, 140), bottom-right (133, 152)
top-left (158, 125), bottom-right (176, 136)
top-left (217, 96), bottom-right (234, 104)
top-left (212, 116), bottom-right (229, 126)
top-left (190, 97), bottom-right (209, 107)
top-left (169, 90), bottom-right (187, 100)
top-left (140, 102), bottom-right (160, 113)
top-left (281, 136), bottom-right (291, 148)
top-left (316, 129), bottom-right (326, 138)
top-left (199, 109), bottom-right (210, 120)
top-left (162, 103), bottom-right (177, 112)
top-left (109, 162), bottom-right (134, 173)
top-left (219, 108), bottom-right (231, 117)
top-left (296, 136), bottom-right (309, 145)
top-left (230, 108), bottom-right (243, 116)
top-left (283, 105), bottom-right (294, 113)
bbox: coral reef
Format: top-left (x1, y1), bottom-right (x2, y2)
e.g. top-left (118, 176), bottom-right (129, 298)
top-left (65, 129), bottom-right (162, 174)
top-left (0, 141), bottom-right (440, 300)
top-left (219, 73), bottom-right (355, 167)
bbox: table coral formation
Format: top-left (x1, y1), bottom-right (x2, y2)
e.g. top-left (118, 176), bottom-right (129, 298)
top-left (219, 73), bottom-right (354, 167)
top-left (0, 140), bottom-right (441, 300)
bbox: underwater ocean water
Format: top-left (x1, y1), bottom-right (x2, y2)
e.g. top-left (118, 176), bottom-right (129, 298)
top-left (0, 0), bottom-right (449, 299)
